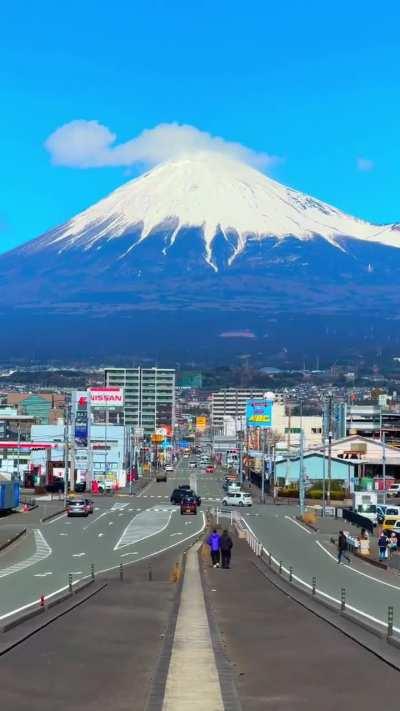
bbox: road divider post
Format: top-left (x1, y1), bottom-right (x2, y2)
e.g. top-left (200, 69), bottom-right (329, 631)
top-left (312, 577), bottom-right (317, 595)
top-left (119, 562), bottom-right (124, 581)
top-left (91, 563), bottom-right (95, 581)
top-left (68, 573), bottom-right (73, 594)
top-left (340, 588), bottom-right (346, 611)
top-left (387, 606), bottom-right (394, 639)
top-left (289, 566), bottom-right (293, 583)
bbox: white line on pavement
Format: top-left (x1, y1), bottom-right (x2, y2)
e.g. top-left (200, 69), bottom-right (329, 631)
top-left (284, 515), bottom-right (312, 534)
top-left (114, 508), bottom-right (174, 550)
top-left (0, 513), bottom-right (206, 623)
top-left (46, 512), bottom-right (67, 525)
top-left (241, 518), bottom-right (400, 635)
top-left (83, 511), bottom-right (109, 529)
top-left (119, 552), bottom-right (139, 557)
top-left (59, 533), bottom-right (68, 536)
top-left (0, 530), bottom-right (52, 579)
top-left (97, 533), bottom-right (104, 537)
top-left (34, 572), bottom-right (53, 577)
top-left (72, 552), bottom-right (86, 558)
top-left (316, 540), bottom-right (400, 591)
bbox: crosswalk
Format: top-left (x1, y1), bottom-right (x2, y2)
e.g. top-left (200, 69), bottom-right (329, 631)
top-left (0, 529), bottom-right (52, 579)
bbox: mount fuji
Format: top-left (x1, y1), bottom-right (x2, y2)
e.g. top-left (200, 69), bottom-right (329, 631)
top-left (1, 152), bottom-right (400, 361)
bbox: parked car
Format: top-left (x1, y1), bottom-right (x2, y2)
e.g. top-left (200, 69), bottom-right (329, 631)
top-left (180, 496), bottom-right (198, 515)
top-left (377, 505), bottom-right (400, 524)
top-left (165, 464), bottom-right (174, 472)
top-left (206, 465), bottom-right (215, 473)
top-left (222, 492), bottom-right (252, 507)
top-left (189, 462), bottom-right (197, 468)
top-left (387, 483), bottom-right (400, 498)
top-left (170, 488), bottom-right (201, 505)
top-left (383, 516), bottom-right (400, 541)
top-left (67, 499), bottom-right (89, 517)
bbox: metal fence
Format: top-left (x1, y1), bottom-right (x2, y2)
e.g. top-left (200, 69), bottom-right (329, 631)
top-left (238, 514), bottom-right (400, 643)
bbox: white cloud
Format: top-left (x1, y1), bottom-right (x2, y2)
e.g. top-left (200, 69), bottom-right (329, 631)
top-left (356, 157), bottom-right (374, 172)
top-left (44, 120), bottom-right (279, 170)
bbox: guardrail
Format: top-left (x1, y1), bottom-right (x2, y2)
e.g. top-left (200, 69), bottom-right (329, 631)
top-left (239, 515), bottom-right (400, 645)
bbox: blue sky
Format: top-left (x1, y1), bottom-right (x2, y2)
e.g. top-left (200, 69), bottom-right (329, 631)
top-left (1, 0), bottom-right (400, 252)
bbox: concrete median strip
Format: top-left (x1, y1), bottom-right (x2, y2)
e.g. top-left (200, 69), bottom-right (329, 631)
top-left (162, 542), bottom-right (224, 710)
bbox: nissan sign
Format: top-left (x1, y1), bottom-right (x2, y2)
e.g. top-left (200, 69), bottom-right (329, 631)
top-left (89, 387), bottom-right (124, 408)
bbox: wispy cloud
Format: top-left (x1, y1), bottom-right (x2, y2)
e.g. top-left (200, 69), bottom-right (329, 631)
top-left (356, 157), bottom-right (374, 172)
top-left (44, 121), bottom-right (279, 170)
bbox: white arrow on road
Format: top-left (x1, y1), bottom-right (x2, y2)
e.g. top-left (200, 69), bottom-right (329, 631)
top-left (72, 552), bottom-right (86, 558)
top-left (34, 572), bottom-right (53, 577)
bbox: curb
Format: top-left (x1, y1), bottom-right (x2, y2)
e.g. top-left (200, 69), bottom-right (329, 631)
top-left (0, 582), bottom-right (107, 655)
top-left (41, 508), bottom-right (66, 523)
top-left (0, 528), bottom-right (26, 553)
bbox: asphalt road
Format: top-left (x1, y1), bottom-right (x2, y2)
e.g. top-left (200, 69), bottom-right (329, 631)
top-left (0, 460), bottom-right (211, 621)
top-left (240, 502), bottom-right (400, 634)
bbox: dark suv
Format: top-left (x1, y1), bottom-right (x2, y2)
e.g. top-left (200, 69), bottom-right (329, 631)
top-left (170, 488), bottom-right (201, 506)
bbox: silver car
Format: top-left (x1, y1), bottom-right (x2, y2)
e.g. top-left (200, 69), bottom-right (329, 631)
top-left (67, 499), bottom-right (89, 517)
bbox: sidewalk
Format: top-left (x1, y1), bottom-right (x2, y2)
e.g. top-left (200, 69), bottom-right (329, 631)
top-left (202, 534), bottom-right (400, 711)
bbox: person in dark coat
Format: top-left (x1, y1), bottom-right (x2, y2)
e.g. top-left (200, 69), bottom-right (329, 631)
top-left (220, 529), bottom-right (233, 569)
top-left (337, 530), bottom-right (350, 564)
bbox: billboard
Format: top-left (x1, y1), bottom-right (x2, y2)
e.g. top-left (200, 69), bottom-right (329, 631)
top-left (246, 400), bottom-right (273, 429)
top-left (89, 387), bottom-right (124, 408)
top-left (196, 416), bottom-right (208, 429)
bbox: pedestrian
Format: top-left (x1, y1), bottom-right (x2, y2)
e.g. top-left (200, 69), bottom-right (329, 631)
top-left (207, 528), bottom-right (221, 568)
top-left (378, 531), bottom-right (388, 561)
top-left (220, 529), bottom-right (233, 569)
top-left (337, 530), bottom-right (350, 564)
top-left (389, 532), bottom-right (398, 557)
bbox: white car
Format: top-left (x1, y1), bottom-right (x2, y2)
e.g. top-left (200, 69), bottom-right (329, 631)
top-left (165, 464), bottom-right (174, 472)
top-left (387, 484), bottom-right (400, 498)
top-left (222, 492), bottom-right (252, 507)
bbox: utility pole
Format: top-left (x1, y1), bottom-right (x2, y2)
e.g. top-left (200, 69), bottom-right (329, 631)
top-left (299, 428), bottom-right (305, 516)
top-left (322, 436), bottom-right (326, 517)
top-left (327, 393), bottom-right (333, 506)
top-left (63, 398), bottom-right (69, 507)
top-left (261, 428), bottom-right (265, 504)
top-left (383, 431), bottom-right (386, 505)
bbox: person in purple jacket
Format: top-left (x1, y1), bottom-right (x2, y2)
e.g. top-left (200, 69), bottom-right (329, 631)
top-left (207, 529), bottom-right (221, 568)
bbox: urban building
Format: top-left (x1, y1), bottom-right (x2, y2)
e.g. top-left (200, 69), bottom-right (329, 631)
top-left (211, 389), bottom-right (267, 428)
top-left (105, 367), bottom-right (176, 434)
top-left (1, 391), bottom-right (65, 424)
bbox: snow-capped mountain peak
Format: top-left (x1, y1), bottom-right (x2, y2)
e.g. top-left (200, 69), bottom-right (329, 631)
top-left (27, 151), bottom-right (399, 270)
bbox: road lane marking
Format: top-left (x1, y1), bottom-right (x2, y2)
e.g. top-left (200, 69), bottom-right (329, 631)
top-left (114, 508), bottom-right (175, 550)
top-left (316, 540), bottom-right (400, 591)
top-left (284, 515), bottom-right (312, 534)
top-left (34, 572), bottom-right (53, 577)
top-left (46, 512), bottom-right (67, 525)
top-left (59, 533), bottom-right (68, 536)
top-left (0, 514), bottom-right (206, 623)
top-left (111, 502), bottom-right (129, 511)
top-left (98, 533), bottom-right (104, 537)
top-left (241, 517), bottom-right (400, 635)
top-left (120, 552), bottom-right (139, 557)
top-left (170, 532), bottom-right (183, 537)
top-left (109, 521), bottom-right (114, 526)
top-left (0, 530), bottom-right (52, 579)
top-left (83, 511), bottom-right (109, 529)
top-left (72, 552), bottom-right (86, 558)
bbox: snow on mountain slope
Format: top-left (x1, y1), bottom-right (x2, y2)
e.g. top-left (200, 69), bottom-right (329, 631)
top-left (26, 152), bottom-right (399, 270)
